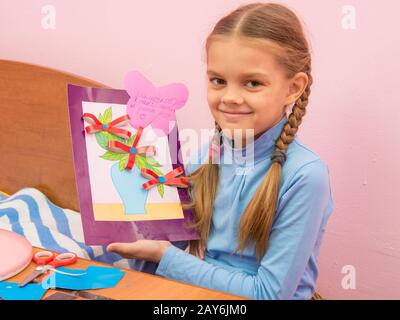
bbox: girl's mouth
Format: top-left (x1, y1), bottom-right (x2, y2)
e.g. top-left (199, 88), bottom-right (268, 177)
top-left (220, 110), bottom-right (253, 121)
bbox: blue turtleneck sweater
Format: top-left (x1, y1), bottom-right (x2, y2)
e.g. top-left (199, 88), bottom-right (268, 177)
top-left (155, 115), bottom-right (334, 300)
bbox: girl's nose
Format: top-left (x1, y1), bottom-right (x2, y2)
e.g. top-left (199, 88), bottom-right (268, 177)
top-left (221, 92), bottom-right (244, 105)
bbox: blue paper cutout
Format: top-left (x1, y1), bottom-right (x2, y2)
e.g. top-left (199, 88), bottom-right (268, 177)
top-left (110, 162), bottom-right (148, 214)
top-left (43, 266), bottom-right (125, 290)
top-left (0, 266), bottom-right (125, 299)
top-left (0, 281), bottom-right (47, 300)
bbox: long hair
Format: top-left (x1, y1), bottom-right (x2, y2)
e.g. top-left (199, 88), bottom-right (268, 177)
top-left (185, 3), bottom-right (313, 260)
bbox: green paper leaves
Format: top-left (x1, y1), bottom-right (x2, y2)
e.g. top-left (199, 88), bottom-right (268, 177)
top-left (157, 184), bottom-right (165, 198)
top-left (103, 107), bottom-right (113, 124)
top-left (126, 134), bottom-right (136, 146)
top-left (100, 151), bottom-right (125, 161)
top-left (118, 155), bottom-right (129, 171)
top-left (95, 132), bottom-right (120, 150)
top-left (146, 156), bottom-right (163, 168)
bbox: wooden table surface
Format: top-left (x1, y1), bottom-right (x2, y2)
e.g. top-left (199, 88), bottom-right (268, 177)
top-left (7, 247), bottom-right (246, 300)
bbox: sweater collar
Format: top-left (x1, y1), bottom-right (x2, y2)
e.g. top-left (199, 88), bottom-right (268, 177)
top-left (221, 114), bottom-right (288, 167)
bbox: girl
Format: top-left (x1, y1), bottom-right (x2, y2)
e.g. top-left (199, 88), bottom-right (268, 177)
top-left (107, 2), bottom-right (334, 300)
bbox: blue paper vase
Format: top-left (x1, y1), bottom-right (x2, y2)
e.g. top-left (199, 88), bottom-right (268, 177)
top-left (110, 162), bottom-right (148, 215)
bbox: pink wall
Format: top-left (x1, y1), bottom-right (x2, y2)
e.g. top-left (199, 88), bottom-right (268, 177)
top-left (1, 0), bottom-right (399, 299)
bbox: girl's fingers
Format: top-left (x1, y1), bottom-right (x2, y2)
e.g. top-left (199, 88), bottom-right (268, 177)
top-left (106, 242), bottom-right (137, 258)
top-left (106, 240), bottom-right (171, 262)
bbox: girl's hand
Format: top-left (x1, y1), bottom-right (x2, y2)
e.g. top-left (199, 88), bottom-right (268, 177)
top-left (106, 240), bottom-right (171, 263)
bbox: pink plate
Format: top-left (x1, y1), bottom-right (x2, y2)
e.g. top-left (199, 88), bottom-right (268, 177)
top-left (0, 229), bottom-right (32, 281)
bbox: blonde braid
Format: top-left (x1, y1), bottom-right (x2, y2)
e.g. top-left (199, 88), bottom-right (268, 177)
top-left (237, 68), bottom-right (313, 260)
top-left (186, 122), bottom-right (222, 256)
top-left (273, 68), bottom-right (313, 163)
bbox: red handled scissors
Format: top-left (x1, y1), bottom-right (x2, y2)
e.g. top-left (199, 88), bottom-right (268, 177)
top-left (18, 250), bottom-right (82, 287)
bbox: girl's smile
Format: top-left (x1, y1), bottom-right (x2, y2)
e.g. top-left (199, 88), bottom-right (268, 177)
top-left (219, 109), bottom-right (254, 122)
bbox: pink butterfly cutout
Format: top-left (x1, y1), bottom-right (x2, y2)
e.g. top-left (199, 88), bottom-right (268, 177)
top-left (124, 70), bottom-right (189, 136)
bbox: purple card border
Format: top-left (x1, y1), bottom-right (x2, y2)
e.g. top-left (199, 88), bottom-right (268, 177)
top-left (67, 84), bottom-right (199, 245)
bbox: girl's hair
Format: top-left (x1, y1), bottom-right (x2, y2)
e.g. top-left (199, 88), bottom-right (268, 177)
top-left (184, 2), bottom-right (313, 260)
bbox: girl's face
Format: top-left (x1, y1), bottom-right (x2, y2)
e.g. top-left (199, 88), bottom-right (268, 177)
top-left (206, 37), bottom-right (307, 144)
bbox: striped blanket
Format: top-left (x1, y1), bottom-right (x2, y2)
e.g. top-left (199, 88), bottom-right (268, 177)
top-left (0, 188), bottom-right (155, 272)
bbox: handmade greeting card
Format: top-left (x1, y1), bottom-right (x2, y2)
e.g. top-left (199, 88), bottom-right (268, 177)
top-left (67, 71), bottom-right (199, 245)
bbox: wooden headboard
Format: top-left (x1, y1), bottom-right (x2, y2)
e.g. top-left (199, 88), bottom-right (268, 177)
top-left (0, 60), bottom-right (108, 211)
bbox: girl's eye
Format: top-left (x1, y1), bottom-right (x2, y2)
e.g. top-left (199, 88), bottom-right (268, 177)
top-left (210, 78), bottom-right (226, 86)
top-left (209, 78), bottom-right (263, 88)
top-left (246, 80), bottom-right (263, 88)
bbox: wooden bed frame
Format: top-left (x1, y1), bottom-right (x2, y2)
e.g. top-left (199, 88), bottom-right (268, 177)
top-left (0, 60), bottom-right (108, 212)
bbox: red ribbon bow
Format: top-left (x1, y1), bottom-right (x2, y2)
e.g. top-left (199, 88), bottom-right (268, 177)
top-left (108, 127), bottom-right (156, 170)
top-left (82, 113), bottom-right (132, 140)
top-left (141, 166), bottom-right (189, 190)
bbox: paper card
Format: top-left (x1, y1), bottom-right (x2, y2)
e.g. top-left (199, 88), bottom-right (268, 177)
top-left (68, 79), bottom-right (199, 245)
top-left (84, 103), bottom-right (183, 222)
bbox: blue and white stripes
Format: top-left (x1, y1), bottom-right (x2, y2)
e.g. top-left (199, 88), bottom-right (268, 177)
top-left (0, 188), bottom-right (138, 270)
